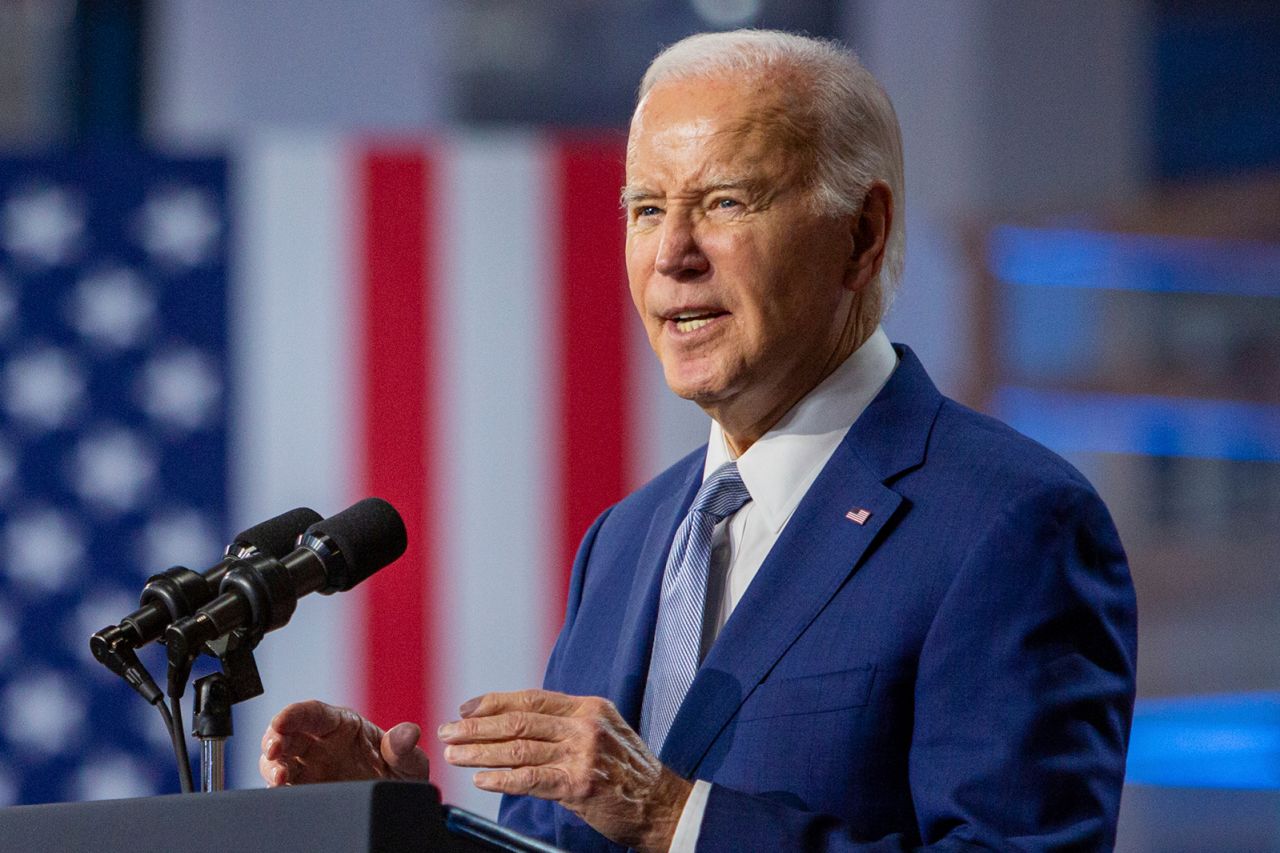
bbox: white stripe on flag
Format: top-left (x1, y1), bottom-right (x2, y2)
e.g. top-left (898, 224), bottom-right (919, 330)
top-left (230, 133), bottom-right (360, 787)
top-left (435, 134), bottom-right (558, 814)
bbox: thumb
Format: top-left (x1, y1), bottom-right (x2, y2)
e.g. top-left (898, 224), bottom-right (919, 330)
top-left (381, 722), bottom-right (431, 780)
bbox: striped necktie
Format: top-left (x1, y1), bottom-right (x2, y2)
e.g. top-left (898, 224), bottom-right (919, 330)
top-left (640, 461), bottom-right (752, 754)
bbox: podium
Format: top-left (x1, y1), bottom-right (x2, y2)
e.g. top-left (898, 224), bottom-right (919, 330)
top-left (0, 781), bottom-right (564, 852)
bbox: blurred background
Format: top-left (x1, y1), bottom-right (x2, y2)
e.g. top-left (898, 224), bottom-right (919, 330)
top-left (0, 0), bottom-right (1277, 850)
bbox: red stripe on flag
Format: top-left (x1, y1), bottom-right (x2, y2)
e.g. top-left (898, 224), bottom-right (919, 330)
top-left (553, 136), bottom-right (631, 626)
top-left (358, 147), bottom-right (433, 732)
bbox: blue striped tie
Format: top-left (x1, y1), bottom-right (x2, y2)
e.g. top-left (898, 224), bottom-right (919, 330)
top-left (640, 461), bottom-right (752, 754)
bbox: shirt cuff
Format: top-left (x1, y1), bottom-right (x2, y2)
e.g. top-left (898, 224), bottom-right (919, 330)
top-left (667, 779), bottom-right (712, 852)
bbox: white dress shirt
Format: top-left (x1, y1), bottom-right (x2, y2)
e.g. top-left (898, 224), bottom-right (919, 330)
top-left (667, 327), bottom-right (898, 852)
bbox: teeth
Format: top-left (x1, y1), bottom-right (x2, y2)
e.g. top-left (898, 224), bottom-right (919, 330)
top-left (675, 316), bottom-right (715, 333)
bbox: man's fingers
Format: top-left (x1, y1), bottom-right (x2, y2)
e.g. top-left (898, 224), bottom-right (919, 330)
top-left (380, 722), bottom-right (431, 780)
top-left (268, 699), bottom-right (349, 738)
top-left (260, 754), bottom-right (311, 787)
top-left (439, 710), bottom-right (577, 745)
top-left (262, 730), bottom-right (317, 762)
top-left (444, 738), bottom-right (562, 769)
top-left (459, 689), bottom-right (584, 719)
top-left (385, 722), bottom-right (420, 755)
top-left (259, 753), bottom-right (283, 786)
top-left (472, 765), bottom-right (571, 800)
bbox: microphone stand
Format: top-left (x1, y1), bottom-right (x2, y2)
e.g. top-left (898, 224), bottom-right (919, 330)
top-left (192, 673), bottom-right (231, 791)
top-left (171, 628), bottom-right (266, 792)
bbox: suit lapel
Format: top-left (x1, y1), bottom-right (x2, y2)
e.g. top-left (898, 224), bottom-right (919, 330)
top-left (658, 346), bottom-right (945, 774)
top-left (606, 459), bottom-right (702, 729)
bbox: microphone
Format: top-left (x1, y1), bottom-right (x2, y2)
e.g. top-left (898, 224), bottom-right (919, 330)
top-left (164, 498), bottom-right (406, 686)
top-left (95, 507), bottom-right (323, 651)
top-left (89, 506), bottom-right (322, 703)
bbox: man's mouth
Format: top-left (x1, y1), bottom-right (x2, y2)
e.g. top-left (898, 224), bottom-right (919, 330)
top-left (668, 310), bottom-right (727, 333)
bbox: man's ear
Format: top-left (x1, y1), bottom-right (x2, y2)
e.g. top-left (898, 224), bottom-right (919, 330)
top-left (845, 181), bottom-right (893, 292)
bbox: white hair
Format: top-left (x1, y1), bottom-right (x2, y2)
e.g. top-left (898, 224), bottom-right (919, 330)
top-left (637, 30), bottom-right (906, 313)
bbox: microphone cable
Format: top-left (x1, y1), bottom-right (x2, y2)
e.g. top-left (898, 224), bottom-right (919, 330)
top-left (159, 693), bottom-right (194, 794)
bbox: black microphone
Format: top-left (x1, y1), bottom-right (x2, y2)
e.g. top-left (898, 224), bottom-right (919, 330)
top-left (89, 506), bottom-right (322, 703)
top-left (91, 507), bottom-right (322, 652)
top-left (164, 498), bottom-right (406, 684)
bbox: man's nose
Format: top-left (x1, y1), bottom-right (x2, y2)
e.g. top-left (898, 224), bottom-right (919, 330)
top-left (654, 213), bottom-right (709, 278)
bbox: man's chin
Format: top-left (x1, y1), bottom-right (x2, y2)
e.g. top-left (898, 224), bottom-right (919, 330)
top-left (662, 371), bottom-right (734, 408)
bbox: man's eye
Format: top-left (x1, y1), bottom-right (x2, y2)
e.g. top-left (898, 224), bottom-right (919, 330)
top-left (713, 197), bottom-right (741, 210)
top-left (635, 205), bottom-right (661, 218)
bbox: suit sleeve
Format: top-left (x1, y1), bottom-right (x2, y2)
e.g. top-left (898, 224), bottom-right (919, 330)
top-left (695, 482), bottom-right (1138, 852)
top-left (497, 505), bottom-right (614, 844)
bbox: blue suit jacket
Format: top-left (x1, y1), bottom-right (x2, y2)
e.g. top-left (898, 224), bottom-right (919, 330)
top-left (501, 347), bottom-right (1137, 851)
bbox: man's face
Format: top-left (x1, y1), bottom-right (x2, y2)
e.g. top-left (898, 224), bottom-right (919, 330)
top-left (624, 76), bottom-right (861, 440)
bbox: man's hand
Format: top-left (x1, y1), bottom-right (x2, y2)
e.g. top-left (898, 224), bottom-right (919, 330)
top-left (439, 689), bottom-right (692, 853)
top-left (259, 699), bottom-right (430, 786)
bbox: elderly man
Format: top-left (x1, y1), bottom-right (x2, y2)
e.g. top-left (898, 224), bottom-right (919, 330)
top-left (260, 30), bottom-right (1136, 852)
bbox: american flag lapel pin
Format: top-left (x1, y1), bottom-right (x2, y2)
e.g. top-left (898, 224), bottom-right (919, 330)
top-left (845, 507), bottom-right (871, 525)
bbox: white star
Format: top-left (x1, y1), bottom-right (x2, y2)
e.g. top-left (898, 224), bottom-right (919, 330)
top-left (136, 508), bottom-right (221, 576)
top-left (135, 348), bottom-right (222, 431)
top-left (68, 427), bottom-right (157, 514)
top-left (1, 185), bottom-right (84, 268)
top-left (68, 266), bottom-right (156, 350)
top-left (1, 507), bottom-right (85, 593)
top-left (0, 669), bottom-right (86, 756)
top-left (136, 186), bottom-right (221, 269)
top-left (70, 753), bottom-right (156, 801)
top-left (2, 345), bottom-right (86, 430)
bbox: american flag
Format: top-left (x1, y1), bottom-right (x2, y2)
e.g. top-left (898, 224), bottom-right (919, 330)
top-left (0, 150), bottom-right (228, 804)
top-left (0, 137), bottom-right (710, 815)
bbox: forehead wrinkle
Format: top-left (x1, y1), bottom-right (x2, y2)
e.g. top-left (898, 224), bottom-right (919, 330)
top-left (728, 103), bottom-right (816, 169)
top-left (699, 90), bottom-right (818, 189)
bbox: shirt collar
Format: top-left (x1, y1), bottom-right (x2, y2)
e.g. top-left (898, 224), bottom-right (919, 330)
top-left (703, 326), bottom-right (898, 533)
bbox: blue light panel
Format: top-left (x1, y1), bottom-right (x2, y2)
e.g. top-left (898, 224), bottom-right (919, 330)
top-left (1127, 693), bottom-right (1280, 790)
top-left (989, 225), bottom-right (1280, 298)
top-left (994, 386), bottom-right (1280, 462)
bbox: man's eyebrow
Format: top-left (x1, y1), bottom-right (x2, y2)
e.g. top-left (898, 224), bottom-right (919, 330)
top-left (619, 186), bottom-right (657, 208)
top-left (619, 178), bottom-right (762, 208)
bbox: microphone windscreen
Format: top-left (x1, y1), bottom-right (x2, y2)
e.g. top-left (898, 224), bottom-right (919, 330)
top-left (308, 498), bottom-right (407, 591)
top-left (233, 507), bottom-right (323, 557)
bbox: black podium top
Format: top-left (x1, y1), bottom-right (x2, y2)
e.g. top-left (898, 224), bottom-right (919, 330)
top-left (0, 781), bottom-right (557, 853)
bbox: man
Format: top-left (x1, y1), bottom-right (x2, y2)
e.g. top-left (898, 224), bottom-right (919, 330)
top-left (260, 30), bottom-right (1136, 852)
